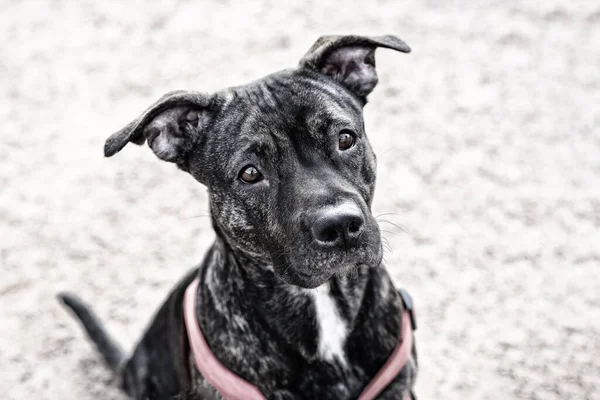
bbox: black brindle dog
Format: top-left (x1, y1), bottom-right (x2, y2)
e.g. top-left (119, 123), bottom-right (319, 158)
top-left (59, 34), bottom-right (418, 399)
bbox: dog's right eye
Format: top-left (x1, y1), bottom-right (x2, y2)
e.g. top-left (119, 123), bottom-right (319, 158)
top-left (338, 130), bottom-right (356, 150)
top-left (239, 165), bottom-right (263, 184)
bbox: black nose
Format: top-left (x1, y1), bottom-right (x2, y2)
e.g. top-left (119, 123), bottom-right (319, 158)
top-left (312, 206), bottom-right (365, 248)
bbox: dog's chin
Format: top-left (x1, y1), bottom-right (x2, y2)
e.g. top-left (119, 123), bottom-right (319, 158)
top-left (275, 249), bottom-right (384, 289)
top-left (281, 270), bottom-right (333, 289)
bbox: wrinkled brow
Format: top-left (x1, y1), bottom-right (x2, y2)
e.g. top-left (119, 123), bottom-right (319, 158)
top-left (222, 138), bottom-right (276, 176)
top-left (305, 110), bottom-right (357, 136)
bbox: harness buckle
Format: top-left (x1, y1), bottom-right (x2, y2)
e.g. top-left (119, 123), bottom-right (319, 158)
top-left (398, 288), bottom-right (417, 331)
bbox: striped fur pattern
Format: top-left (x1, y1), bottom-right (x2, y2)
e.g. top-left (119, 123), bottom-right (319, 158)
top-left (60, 34), bottom-right (417, 399)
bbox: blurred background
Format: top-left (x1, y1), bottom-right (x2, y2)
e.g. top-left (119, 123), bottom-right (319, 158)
top-left (1, 1), bottom-right (599, 399)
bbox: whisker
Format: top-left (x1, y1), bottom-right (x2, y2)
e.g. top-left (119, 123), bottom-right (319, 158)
top-left (381, 236), bottom-right (394, 254)
top-left (381, 243), bottom-right (392, 254)
top-left (183, 214), bottom-right (211, 220)
top-left (376, 219), bottom-right (407, 234)
top-left (374, 212), bottom-right (403, 219)
top-left (380, 229), bottom-right (401, 237)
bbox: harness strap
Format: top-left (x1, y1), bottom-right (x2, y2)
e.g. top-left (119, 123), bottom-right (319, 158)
top-left (357, 306), bottom-right (414, 400)
top-left (183, 277), bottom-right (265, 400)
top-left (182, 277), bottom-right (415, 400)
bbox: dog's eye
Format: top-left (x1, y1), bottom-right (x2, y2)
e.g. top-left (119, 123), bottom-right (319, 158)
top-left (338, 130), bottom-right (356, 150)
top-left (239, 165), bottom-right (263, 184)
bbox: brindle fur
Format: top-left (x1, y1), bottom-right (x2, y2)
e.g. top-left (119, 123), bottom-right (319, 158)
top-left (59, 34), bottom-right (417, 399)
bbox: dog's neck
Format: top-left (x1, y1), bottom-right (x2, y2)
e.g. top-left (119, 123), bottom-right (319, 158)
top-left (195, 234), bottom-right (406, 397)
top-left (199, 237), bottom-right (373, 363)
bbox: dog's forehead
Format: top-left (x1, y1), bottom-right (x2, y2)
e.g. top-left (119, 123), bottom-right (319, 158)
top-left (217, 69), bottom-right (363, 141)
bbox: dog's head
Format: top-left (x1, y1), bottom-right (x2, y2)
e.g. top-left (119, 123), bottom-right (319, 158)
top-left (105, 35), bottom-right (410, 288)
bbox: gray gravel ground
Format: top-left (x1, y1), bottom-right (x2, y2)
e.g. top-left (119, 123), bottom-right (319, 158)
top-left (1, 1), bottom-right (599, 399)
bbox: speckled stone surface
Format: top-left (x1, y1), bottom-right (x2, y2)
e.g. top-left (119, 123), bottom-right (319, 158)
top-left (1, 1), bottom-right (599, 399)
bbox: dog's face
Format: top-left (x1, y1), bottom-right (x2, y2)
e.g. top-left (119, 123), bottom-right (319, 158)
top-left (104, 35), bottom-right (410, 288)
top-left (199, 69), bottom-right (382, 288)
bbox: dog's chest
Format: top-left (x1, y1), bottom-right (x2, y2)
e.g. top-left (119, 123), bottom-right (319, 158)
top-left (194, 260), bottom-right (413, 399)
top-left (190, 346), bottom-right (369, 400)
top-left (304, 283), bottom-right (349, 365)
top-left (190, 327), bottom-right (409, 400)
top-left (195, 288), bottom-right (408, 399)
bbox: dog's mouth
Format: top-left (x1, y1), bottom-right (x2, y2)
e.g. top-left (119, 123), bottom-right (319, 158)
top-left (274, 240), bottom-right (384, 288)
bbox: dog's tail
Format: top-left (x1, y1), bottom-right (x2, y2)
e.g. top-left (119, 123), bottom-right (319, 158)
top-left (58, 293), bottom-right (125, 373)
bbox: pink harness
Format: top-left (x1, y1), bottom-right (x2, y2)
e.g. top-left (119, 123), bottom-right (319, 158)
top-left (182, 277), bottom-right (415, 400)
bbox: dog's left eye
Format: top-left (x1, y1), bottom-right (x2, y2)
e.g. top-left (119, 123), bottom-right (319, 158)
top-left (338, 130), bottom-right (356, 150)
top-left (239, 165), bottom-right (263, 184)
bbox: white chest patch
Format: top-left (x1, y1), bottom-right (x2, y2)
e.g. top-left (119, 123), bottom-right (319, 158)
top-left (305, 283), bottom-right (349, 366)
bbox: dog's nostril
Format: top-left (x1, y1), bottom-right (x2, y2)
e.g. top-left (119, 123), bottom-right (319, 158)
top-left (348, 220), bottom-right (361, 234)
top-left (313, 218), bottom-right (343, 244)
top-left (319, 228), bottom-right (339, 243)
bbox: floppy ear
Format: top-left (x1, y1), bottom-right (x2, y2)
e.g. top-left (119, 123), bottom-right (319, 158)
top-left (104, 90), bottom-right (212, 163)
top-left (299, 34), bottom-right (411, 98)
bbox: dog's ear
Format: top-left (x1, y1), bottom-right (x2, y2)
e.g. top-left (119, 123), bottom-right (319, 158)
top-left (299, 34), bottom-right (410, 98)
top-left (104, 90), bottom-right (212, 163)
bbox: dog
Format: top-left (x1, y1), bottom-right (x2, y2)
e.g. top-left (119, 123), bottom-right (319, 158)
top-left (59, 34), bottom-right (417, 400)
